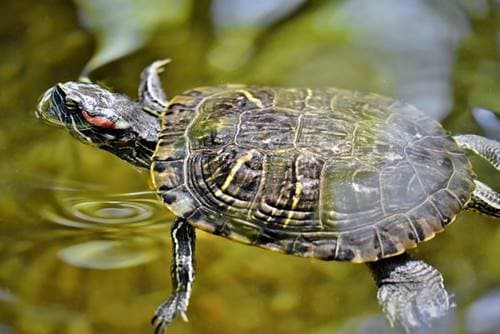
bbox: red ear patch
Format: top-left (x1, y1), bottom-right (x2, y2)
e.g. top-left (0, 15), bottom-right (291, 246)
top-left (82, 111), bottom-right (116, 129)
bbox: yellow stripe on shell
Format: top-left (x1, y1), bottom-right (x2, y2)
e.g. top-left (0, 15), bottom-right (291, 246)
top-left (237, 89), bottom-right (264, 109)
top-left (283, 181), bottom-right (303, 228)
top-left (215, 150), bottom-right (255, 197)
top-left (283, 156), bottom-right (304, 228)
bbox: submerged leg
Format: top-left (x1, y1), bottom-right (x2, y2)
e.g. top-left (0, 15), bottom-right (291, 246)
top-left (138, 59), bottom-right (170, 116)
top-left (468, 180), bottom-right (500, 218)
top-left (152, 218), bottom-right (196, 334)
top-left (453, 134), bottom-right (499, 169)
top-left (367, 253), bottom-right (452, 333)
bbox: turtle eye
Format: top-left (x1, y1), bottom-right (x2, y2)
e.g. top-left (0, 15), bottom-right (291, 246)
top-left (64, 98), bottom-right (79, 112)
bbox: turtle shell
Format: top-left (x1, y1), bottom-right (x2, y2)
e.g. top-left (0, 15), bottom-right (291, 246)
top-left (151, 86), bottom-right (475, 263)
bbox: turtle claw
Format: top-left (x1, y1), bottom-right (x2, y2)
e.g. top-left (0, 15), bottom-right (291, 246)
top-left (180, 312), bottom-right (189, 322)
top-left (151, 295), bottom-right (189, 333)
top-left (154, 59), bottom-right (171, 72)
top-left (154, 321), bottom-right (167, 334)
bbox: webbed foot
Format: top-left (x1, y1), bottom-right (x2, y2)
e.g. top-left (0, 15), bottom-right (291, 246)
top-left (152, 294), bottom-right (190, 334)
top-left (368, 253), bottom-right (453, 333)
top-left (139, 59), bottom-right (171, 116)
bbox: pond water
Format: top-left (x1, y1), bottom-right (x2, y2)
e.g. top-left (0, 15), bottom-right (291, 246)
top-left (0, 1), bottom-right (499, 333)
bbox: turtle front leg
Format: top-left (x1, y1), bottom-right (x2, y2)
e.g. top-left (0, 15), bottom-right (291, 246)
top-left (152, 218), bottom-right (196, 334)
top-left (367, 253), bottom-right (452, 333)
top-left (139, 59), bottom-right (170, 116)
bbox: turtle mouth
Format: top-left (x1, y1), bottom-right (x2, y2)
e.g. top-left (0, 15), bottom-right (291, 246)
top-left (36, 84), bottom-right (68, 127)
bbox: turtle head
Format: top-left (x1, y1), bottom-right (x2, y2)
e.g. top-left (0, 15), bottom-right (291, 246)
top-left (36, 81), bottom-right (160, 169)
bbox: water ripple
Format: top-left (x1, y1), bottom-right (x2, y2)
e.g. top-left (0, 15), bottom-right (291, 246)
top-left (41, 191), bottom-right (168, 229)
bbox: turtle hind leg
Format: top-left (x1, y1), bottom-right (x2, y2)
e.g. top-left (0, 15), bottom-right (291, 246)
top-left (152, 218), bottom-right (196, 334)
top-left (453, 134), bottom-right (500, 217)
top-left (467, 180), bottom-right (500, 218)
top-left (367, 253), bottom-right (453, 333)
top-left (453, 134), bottom-right (499, 169)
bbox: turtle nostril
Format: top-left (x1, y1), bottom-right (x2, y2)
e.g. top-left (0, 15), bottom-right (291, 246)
top-left (35, 84), bottom-right (69, 127)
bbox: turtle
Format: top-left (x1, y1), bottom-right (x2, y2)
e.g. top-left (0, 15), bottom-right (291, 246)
top-left (36, 60), bottom-right (500, 333)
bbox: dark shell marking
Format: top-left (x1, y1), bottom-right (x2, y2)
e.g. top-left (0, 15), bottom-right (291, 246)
top-left (151, 86), bottom-right (475, 263)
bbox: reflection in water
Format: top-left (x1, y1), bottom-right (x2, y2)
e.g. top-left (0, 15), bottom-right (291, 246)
top-left (40, 191), bottom-right (169, 269)
top-left (473, 108), bottom-right (500, 139)
top-left (212, 0), bottom-right (304, 28)
top-left (0, 189), bottom-right (172, 333)
top-left (353, 314), bottom-right (454, 334)
top-left (323, 0), bottom-right (470, 120)
top-left (0, 324), bottom-right (13, 334)
top-left (0, 289), bottom-right (17, 304)
top-left (75, 0), bottom-right (189, 76)
top-left (58, 239), bottom-right (158, 269)
top-left (466, 288), bottom-right (500, 334)
top-left (209, 0), bottom-right (494, 122)
top-left (337, 314), bottom-right (450, 334)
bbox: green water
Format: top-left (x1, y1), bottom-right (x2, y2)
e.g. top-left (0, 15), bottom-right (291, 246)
top-left (0, 1), bottom-right (499, 333)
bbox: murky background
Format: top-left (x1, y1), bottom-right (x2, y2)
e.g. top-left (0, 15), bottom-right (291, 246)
top-left (0, 0), bottom-right (499, 333)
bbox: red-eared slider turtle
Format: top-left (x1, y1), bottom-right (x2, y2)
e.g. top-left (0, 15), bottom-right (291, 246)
top-left (37, 60), bottom-right (500, 333)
